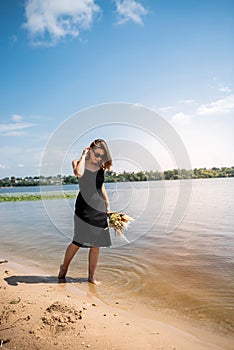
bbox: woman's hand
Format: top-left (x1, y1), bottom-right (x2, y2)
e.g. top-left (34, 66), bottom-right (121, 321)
top-left (72, 146), bottom-right (90, 178)
top-left (106, 202), bottom-right (111, 214)
top-left (81, 147), bottom-right (91, 158)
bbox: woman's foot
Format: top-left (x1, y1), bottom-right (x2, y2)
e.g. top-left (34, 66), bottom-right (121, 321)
top-left (88, 277), bottom-right (101, 286)
top-left (58, 264), bottom-right (67, 279)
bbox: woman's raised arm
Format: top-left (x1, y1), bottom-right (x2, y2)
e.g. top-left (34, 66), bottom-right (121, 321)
top-left (72, 147), bottom-right (90, 178)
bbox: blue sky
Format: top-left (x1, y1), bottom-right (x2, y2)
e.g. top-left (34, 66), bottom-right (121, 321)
top-left (0, 0), bottom-right (233, 177)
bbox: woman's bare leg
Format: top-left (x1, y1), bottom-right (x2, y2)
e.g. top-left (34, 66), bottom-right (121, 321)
top-left (58, 243), bottom-right (79, 279)
top-left (88, 247), bottom-right (101, 285)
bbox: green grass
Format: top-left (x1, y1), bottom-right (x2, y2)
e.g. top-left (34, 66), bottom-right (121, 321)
top-left (0, 193), bottom-right (77, 202)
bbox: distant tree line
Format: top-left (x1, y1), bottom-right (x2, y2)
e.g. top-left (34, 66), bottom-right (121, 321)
top-left (0, 166), bottom-right (233, 187)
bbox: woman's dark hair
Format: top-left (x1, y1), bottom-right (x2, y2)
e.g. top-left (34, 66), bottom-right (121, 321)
top-left (89, 139), bottom-right (112, 171)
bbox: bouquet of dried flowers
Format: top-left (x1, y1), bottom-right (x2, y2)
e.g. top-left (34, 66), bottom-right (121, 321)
top-left (107, 212), bottom-right (134, 243)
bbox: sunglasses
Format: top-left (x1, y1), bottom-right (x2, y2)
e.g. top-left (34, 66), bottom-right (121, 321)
top-left (92, 149), bottom-right (105, 160)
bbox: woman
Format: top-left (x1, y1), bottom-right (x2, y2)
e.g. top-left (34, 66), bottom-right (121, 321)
top-left (58, 139), bottom-right (112, 285)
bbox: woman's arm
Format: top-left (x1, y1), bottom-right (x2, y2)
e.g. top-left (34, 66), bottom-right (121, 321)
top-left (72, 158), bottom-right (83, 178)
top-left (102, 183), bottom-right (110, 213)
top-left (72, 147), bottom-right (90, 178)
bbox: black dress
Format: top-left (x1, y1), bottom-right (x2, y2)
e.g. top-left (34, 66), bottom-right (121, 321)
top-left (72, 167), bottom-right (111, 248)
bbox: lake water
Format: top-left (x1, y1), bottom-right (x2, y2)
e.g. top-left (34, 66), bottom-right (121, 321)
top-left (0, 178), bottom-right (233, 334)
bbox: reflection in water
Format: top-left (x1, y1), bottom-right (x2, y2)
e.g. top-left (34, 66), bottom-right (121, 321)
top-left (0, 178), bottom-right (233, 334)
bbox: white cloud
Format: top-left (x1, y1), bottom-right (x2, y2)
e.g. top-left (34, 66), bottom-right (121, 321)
top-left (178, 99), bottom-right (195, 104)
top-left (0, 123), bottom-right (35, 133)
top-left (196, 94), bottom-right (234, 115)
top-left (158, 106), bottom-right (174, 112)
top-left (3, 131), bottom-right (27, 137)
top-left (0, 145), bottom-right (43, 177)
top-left (0, 115), bottom-right (36, 136)
top-left (218, 85), bottom-right (232, 93)
top-left (23, 0), bottom-right (101, 46)
top-left (12, 114), bottom-right (23, 122)
top-left (115, 0), bottom-right (148, 25)
top-left (171, 112), bottom-right (192, 125)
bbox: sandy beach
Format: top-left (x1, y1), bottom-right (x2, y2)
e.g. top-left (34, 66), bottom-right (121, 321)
top-left (0, 259), bottom-right (233, 350)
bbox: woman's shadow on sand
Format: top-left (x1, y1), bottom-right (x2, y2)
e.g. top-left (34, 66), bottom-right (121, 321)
top-left (4, 275), bottom-right (88, 286)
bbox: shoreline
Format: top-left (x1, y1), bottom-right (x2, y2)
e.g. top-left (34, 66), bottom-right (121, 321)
top-left (0, 258), bottom-right (233, 350)
top-left (1, 177), bottom-right (233, 202)
top-left (0, 192), bottom-right (77, 202)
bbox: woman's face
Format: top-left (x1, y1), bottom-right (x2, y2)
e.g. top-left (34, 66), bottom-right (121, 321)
top-left (90, 146), bottom-right (105, 165)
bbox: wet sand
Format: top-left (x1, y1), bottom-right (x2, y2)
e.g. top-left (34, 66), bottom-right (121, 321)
top-left (0, 259), bottom-right (233, 350)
